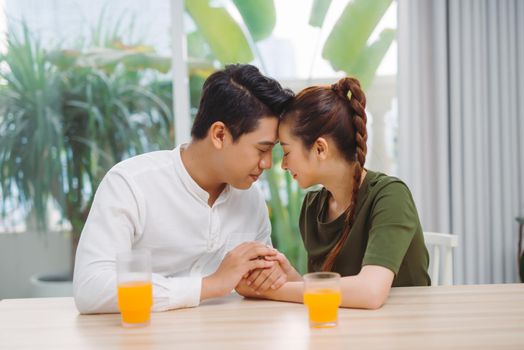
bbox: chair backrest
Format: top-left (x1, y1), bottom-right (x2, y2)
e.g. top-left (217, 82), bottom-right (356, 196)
top-left (423, 232), bottom-right (459, 286)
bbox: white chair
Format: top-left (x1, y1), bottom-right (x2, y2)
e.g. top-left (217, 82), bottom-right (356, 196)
top-left (423, 232), bottom-right (459, 286)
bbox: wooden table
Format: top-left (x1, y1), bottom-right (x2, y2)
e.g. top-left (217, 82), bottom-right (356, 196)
top-left (1, 284), bottom-right (523, 349)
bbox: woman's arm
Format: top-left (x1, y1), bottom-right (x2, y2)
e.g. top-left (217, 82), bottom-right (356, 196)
top-left (339, 265), bottom-right (394, 309)
top-left (236, 265), bottom-right (394, 309)
top-left (242, 251), bottom-right (303, 293)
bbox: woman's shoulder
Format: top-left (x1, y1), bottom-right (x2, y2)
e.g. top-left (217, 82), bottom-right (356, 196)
top-left (364, 170), bottom-right (415, 203)
top-left (366, 170), bottom-right (410, 191)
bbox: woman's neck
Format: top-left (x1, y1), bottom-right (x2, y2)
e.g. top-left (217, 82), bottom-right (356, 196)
top-left (322, 162), bottom-right (367, 217)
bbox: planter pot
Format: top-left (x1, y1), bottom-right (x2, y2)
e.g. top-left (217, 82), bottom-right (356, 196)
top-left (30, 273), bottom-right (73, 297)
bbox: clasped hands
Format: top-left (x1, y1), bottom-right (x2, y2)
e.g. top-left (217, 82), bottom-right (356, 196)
top-left (207, 241), bottom-right (295, 300)
top-left (236, 245), bottom-right (294, 298)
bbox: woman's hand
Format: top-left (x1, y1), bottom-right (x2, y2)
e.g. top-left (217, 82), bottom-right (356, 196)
top-left (264, 251), bottom-right (303, 282)
top-left (201, 242), bottom-right (276, 300)
top-left (241, 258), bottom-right (288, 293)
top-left (241, 250), bottom-right (302, 294)
top-left (235, 277), bottom-right (267, 299)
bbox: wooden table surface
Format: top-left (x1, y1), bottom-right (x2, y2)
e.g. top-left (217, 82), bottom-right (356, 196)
top-left (1, 283), bottom-right (523, 349)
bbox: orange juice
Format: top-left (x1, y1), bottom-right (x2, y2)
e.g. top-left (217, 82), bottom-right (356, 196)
top-left (117, 281), bottom-right (153, 325)
top-left (303, 288), bottom-right (341, 326)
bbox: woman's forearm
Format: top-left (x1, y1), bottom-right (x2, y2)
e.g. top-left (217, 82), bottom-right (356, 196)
top-left (339, 266), bottom-right (393, 309)
top-left (263, 281), bottom-right (304, 303)
top-left (286, 269), bottom-right (303, 282)
top-left (263, 268), bottom-right (392, 309)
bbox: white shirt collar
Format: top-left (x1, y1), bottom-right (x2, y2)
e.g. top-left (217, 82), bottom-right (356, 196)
top-left (173, 144), bottom-right (231, 206)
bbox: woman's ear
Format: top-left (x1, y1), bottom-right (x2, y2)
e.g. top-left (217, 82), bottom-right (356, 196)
top-left (314, 137), bottom-right (329, 160)
top-left (209, 121), bottom-right (228, 149)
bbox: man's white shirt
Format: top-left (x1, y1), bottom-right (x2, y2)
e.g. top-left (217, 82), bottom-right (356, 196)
top-left (73, 145), bottom-right (271, 313)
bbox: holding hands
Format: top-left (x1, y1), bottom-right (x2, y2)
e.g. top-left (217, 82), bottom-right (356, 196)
top-left (201, 241), bottom-right (301, 302)
top-left (202, 242), bottom-right (276, 300)
top-left (236, 248), bottom-right (302, 299)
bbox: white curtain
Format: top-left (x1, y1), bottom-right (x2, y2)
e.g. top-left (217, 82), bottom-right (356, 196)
top-left (398, 0), bottom-right (524, 284)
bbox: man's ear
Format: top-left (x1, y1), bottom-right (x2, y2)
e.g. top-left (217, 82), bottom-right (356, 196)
top-left (209, 121), bottom-right (228, 149)
top-left (314, 137), bottom-right (329, 160)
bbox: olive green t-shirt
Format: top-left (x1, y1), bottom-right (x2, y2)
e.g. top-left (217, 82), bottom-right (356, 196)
top-left (299, 170), bottom-right (430, 287)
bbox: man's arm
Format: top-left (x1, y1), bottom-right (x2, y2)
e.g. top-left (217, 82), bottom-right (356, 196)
top-left (73, 171), bottom-right (202, 313)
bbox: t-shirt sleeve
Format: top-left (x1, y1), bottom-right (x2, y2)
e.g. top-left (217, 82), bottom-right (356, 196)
top-left (362, 181), bottom-right (420, 275)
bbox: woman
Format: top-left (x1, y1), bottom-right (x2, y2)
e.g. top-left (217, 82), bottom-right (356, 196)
top-left (237, 77), bottom-right (430, 309)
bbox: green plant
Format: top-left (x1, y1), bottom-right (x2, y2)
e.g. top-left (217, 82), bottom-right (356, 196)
top-left (310, 0), bottom-right (395, 89)
top-left (0, 25), bottom-right (63, 229)
top-left (0, 23), bottom-right (173, 272)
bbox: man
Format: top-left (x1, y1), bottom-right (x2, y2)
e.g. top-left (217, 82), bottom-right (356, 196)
top-left (73, 64), bottom-right (294, 313)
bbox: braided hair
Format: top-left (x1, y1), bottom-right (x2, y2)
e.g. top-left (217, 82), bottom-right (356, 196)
top-left (281, 77), bottom-right (368, 271)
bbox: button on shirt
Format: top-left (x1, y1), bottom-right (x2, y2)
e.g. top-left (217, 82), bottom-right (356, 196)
top-left (73, 145), bottom-right (271, 313)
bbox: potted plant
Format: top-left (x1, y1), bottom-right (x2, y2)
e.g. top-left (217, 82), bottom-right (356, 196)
top-left (0, 23), bottom-right (174, 295)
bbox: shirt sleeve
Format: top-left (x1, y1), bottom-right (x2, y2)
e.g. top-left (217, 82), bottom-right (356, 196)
top-left (362, 181), bottom-right (420, 275)
top-left (73, 170), bottom-right (202, 314)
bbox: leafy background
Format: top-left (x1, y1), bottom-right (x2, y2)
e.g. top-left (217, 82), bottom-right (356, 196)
top-left (0, 0), bottom-right (394, 274)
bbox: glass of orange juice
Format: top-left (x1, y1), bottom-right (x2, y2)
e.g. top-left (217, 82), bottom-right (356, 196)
top-left (116, 250), bottom-right (153, 327)
top-left (303, 272), bottom-right (341, 328)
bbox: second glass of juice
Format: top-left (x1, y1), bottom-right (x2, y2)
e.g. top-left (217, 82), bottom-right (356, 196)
top-left (116, 250), bottom-right (153, 327)
top-left (303, 272), bottom-right (341, 328)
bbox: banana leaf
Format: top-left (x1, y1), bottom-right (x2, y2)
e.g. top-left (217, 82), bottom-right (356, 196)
top-left (309, 0), bottom-right (332, 28)
top-left (322, 0), bottom-right (391, 73)
top-left (186, 0), bottom-right (253, 64)
top-left (232, 0), bottom-right (276, 42)
top-left (349, 28), bottom-right (395, 89)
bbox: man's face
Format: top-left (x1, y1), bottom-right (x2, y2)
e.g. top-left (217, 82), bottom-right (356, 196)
top-left (221, 116), bottom-right (278, 189)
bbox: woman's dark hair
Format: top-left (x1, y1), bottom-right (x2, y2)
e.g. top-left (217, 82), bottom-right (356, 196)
top-left (191, 64), bottom-right (294, 141)
top-left (282, 77), bottom-right (367, 272)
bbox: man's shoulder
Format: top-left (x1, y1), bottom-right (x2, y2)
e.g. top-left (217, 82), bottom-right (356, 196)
top-left (109, 149), bottom-right (176, 178)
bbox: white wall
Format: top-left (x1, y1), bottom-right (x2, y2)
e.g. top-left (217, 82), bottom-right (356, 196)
top-left (0, 232), bottom-right (71, 299)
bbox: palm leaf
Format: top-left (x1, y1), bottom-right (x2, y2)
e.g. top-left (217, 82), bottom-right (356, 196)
top-left (322, 0), bottom-right (392, 73)
top-left (186, 0), bottom-right (254, 64)
top-left (232, 0), bottom-right (276, 42)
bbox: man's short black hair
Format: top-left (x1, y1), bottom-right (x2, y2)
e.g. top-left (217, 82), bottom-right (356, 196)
top-left (191, 64), bottom-right (294, 141)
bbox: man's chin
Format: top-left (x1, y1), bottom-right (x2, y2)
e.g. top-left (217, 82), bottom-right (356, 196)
top-left (229, 180), bottom-right (253, 190)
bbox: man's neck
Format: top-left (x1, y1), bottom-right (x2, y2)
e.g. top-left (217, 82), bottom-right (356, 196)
top-left (180, 141), bottom-right (226, 206)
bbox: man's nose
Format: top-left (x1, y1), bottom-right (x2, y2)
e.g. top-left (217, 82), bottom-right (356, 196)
top-left (260, 152), bottom-right (272, 169)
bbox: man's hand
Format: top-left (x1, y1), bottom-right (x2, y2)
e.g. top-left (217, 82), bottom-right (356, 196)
top-left (201, 242), bottom-right (277, 301)
top-left (242, 260), bottom-right (287, 293)
top-left (243, 251), bottom-right (302, 292)
top-left (235, 277), bottom-right (266, 299)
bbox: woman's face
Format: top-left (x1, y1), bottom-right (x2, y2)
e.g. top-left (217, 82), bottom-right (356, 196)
top-left (278, 121), bottom-right (318, 189)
